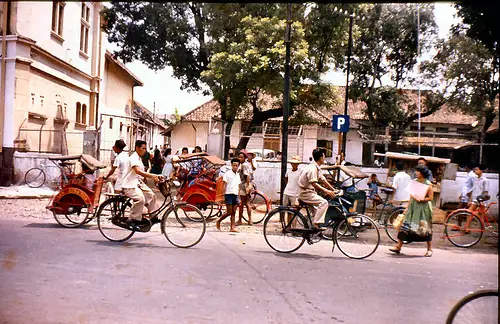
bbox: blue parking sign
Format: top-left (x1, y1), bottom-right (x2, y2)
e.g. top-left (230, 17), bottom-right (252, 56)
top-left (332, 115), bottom-right (350, 132)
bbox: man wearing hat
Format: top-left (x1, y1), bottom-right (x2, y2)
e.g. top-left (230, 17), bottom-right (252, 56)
top-left (283, 155), bottom-right (302, 207)
top-left (104, 139), bottom-right (128, 193)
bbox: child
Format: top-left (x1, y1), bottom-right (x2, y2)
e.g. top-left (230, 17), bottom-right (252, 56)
top-left (216, 158), bottom-right (241, 233)
top-left (367, 173), bottom-right (382, 209)
top-left (283, 155), bottom-right (302, 206)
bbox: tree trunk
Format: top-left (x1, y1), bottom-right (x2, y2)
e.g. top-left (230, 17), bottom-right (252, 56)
top-left (235, 104), bottom-right (283, 151)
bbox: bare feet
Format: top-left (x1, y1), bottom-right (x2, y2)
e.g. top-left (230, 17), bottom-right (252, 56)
top-left (230, 228), bottom-right (239, 233)
top-left (389, 247), bottom-right (401, 254)
top-left (248, 221), bottom-right (253, 226)
top-left (235, 221), bottom-right (243, 226)
top-left (215, 220), bottom-right (221, 231)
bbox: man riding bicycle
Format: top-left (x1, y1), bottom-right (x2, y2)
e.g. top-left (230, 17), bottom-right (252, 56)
top-left (298, 148), bottom-right (340, 230)
top-left (121, 140), bottom-right (163, 230)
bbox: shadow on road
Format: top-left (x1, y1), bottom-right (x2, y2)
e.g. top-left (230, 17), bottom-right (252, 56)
top-left (85, 239), bottom-right (204, 251)
top-left (255, 250), bottom-right (375, 262)
top-left (24, 222), bottom-right (96, 230)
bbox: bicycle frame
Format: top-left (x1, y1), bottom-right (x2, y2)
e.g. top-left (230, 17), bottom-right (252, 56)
top-left (445, 201), bottom-right (498, 238)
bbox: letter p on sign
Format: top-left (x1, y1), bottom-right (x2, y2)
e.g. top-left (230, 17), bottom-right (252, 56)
top-left (332, 115), bottom-right (350, 132)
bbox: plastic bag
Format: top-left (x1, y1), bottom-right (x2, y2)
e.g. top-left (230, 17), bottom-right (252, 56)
top-left (392, 214), bottom-right (405, 231)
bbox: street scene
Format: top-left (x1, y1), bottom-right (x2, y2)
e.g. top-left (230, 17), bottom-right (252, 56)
top-left (0, 2), bottom-right (498, 324)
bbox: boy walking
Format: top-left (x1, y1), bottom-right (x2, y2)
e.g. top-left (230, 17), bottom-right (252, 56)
top-left (469, 164), bottom-right (489, 212)
top-left (216, 158), bottom-right (241, 233)
top-left (283, 155), bottom-right (302, 206)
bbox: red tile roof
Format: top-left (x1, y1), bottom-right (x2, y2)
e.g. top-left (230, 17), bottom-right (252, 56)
top-left (181, 87), bottom-right (478, 126)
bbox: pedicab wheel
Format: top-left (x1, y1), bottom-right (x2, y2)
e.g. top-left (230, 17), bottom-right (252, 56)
top-left (196, 202), bottom-right (217, 221)
top-left (444, 211), bottom-right (484, 248)
top-left (263, 208), bottom-right (307, 253)
top-left (445, 290), bottom-right (498, 324)
top-left (334, 215), bottom-right (380, 259)
top-left (242, 191), bottom-right (269, 224)
top-left (96, 197), bottom-right (135, 242)
top-left (52, 196), bottom-right (91, 228)
top-left (161, 203), bottom-right (206, 248)
top-left (25, 167), bottom-right (46, 188)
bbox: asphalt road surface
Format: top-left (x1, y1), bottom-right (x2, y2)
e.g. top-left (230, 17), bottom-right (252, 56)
top-left (0, 217), bottom-right (497, 324)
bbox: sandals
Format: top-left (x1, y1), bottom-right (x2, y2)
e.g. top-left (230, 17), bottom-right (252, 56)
top-left (389, 248), bottom-right (401, 254)
top-left (425, 250), bottom-right (433, 257)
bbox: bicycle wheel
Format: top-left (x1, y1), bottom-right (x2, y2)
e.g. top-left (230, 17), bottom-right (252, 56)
top-left (444, 212), bottom-right (484, 248)
top-left (263, 208), bottom-right (307, 253)
top-left (446, 290), bottom-right (498, 324)
top-left (25, 168), bottom-right (46, 188)
top-left (385, 207), bottom-right (406, 243)
top-left (161, 204), bottom-right (206, 248)
top-left (242, 191), bottom-right (269, 224)
top-left (96, 197), bottom-right (135, 242)
top-left (334, 214), bottom-right (380, 259)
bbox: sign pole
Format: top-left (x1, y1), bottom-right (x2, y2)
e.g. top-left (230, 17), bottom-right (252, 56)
top-left (280, 3), bottom-right (292, 205)
top-left (341, 13), bottom-right (354, 160)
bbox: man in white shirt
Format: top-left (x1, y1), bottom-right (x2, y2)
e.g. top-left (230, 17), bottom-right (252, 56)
top-left (283, 155), bottom-right (302, 206)
top-left (298, 149), bottom-right (338, 230)
top-left (121, 140), bottom-right (163, 230)
top-left (391, 161), bottom-right (411, 206)
top-left (460, 164), bottom-right (477, 207)
top-left (104, 139), bottom-right (128, 193)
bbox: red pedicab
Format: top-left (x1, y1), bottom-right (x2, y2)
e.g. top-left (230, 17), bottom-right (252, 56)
top-left (174, 153), bottom-right (226, 220)
top-left (46, 154), bottom-right (107, 228)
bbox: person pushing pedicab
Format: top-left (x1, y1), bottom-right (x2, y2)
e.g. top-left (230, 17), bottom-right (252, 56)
top-left (121, 140), bottom-right (163, 231)
top-left (298, 148), bottom-right (340, 230)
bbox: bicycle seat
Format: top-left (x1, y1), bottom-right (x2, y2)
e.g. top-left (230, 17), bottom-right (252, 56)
top-left (477, 195), bottom-right (490, 202)
top-left (381, 188), bottom-right (394, 194)
top-left (297, 199), bottom-right (309, 208)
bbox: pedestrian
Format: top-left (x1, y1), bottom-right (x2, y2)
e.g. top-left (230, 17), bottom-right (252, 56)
top-left (412, 157), bottom-right (433, 182)
top-left (390, 161), bottom-right (411, 206)
top-left (237, 151), bottom-right (253, 225)
top-left (141, 147), bottom-right (151, 172)
top-left (468, 164), bottom-right (489, 212)
top-left (104, 139), bottom-right (128, 193)
top-left (374, 157), bottom-right (384, 168)
top-left (150, 149), bottom-right (165, 175)
top-left (459, 164), bottom-right (477, 208)
top-left (215, 158), bottom-right (241, 233)
top-left (283, 155), bottom-right (302, 207)
top-left (390, 164), bottom-right (434, 257)
top-left (161, 148), bottom-right (173, 179)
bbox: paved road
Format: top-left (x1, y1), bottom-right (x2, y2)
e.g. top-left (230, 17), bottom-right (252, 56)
top-left (0, 218), bottom-right (497, 324)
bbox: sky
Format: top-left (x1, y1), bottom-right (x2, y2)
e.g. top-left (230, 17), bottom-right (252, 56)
top-left (107, 3), bottom-right (461, 116)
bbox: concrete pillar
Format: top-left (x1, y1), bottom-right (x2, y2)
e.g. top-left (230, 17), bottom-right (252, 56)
top-left (1, 37), bottom-right (16, 186)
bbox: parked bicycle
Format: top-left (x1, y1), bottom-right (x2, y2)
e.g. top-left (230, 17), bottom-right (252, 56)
top-left (445, 289), bottom-right (498, 324)
top-left (368, 187), bottom-right (408, 243)
top-left (443, 195), bottom-right (498, 248)
top-left (263, 190), bottom-right (380, 259)
top-left (96, 181), bottom-right (206, 248)
top-left (25, 158), bottom-right (74, 189)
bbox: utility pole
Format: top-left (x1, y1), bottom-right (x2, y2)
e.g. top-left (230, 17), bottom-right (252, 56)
top-left (341, 13), bottom-right (354, 161)
top-left (280, 3), bottom-right (292, 205)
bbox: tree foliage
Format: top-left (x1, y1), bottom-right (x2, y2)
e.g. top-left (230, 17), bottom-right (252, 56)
top-left (349, 3), bottom-right (440, 137)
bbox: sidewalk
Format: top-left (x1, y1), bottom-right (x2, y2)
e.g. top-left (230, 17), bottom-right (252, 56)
top-left (0, 185), bottom-right (56, 199)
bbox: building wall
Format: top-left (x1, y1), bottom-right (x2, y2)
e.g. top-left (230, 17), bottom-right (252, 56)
top-left (170, 122), bottom-right (197, 152)
top-left (15, 1), bottom-right (96, 76)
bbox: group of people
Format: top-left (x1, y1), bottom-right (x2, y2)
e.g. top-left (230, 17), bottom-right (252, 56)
top-left (217, 148), bottom-right (341, 233)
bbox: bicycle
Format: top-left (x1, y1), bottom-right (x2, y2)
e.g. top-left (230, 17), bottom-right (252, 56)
top-left (95, 181), bottom-right (206, 248)
top-left (263, 190), bottom-right (380, 259)
top-left (445, 289), bottom-right (498, 324)
top-left (240, 184), bottom-right (272, 224)
top-left (368, 187), bottom-right (407, 243)
top-left (443, 195), bottom-right (498, 248)
top-left (25, 159), bottom-right (74, 189)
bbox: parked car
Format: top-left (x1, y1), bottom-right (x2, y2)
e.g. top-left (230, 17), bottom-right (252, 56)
top-left (248, 149), bottom-right (277, 161)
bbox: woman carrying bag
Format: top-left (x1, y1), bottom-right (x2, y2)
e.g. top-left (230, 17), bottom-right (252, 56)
top-left (390, 164), bottom-right (434, 257)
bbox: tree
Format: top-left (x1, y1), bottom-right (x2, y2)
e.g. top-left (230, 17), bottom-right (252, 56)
top-left (452, 2), bottom-right (499, 131)
top-left (103, 3), bottom-right (345, 156)
top-left (347, 4), bottom-right (442, 152)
